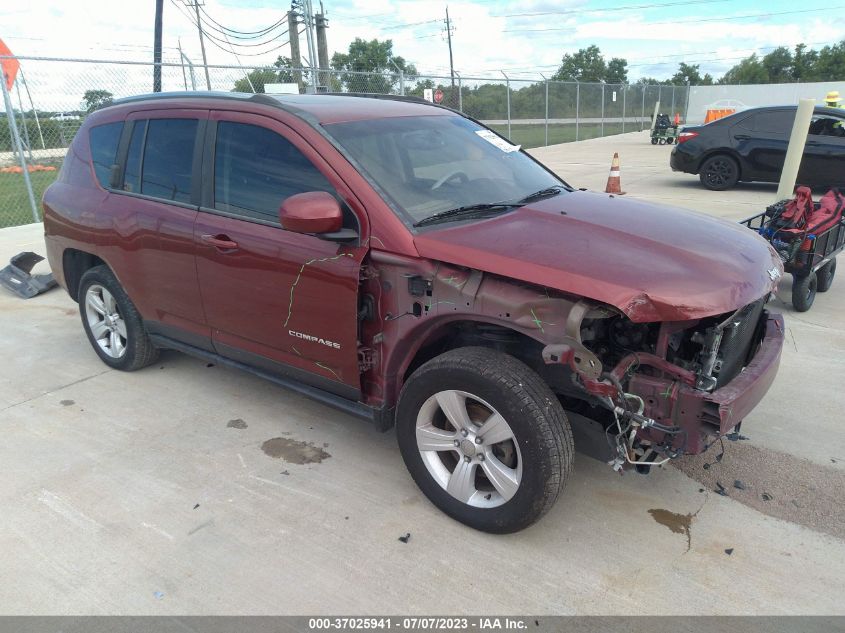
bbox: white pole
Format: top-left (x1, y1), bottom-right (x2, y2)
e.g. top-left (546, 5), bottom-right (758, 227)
top-left (1, 72), bottom-right (39, 223)
top-left (776, 98), bottom-right (816, 200)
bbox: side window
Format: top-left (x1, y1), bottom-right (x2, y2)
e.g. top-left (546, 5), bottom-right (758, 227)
top-left (122, 121), bottom-right (146, 194)
top-left (751, 111), bottom-right (793, 134)
top-left (88, 122), bottom-right (123, 188)
top-left (809, 115), bottom-right (845, 138)
top-left (213, 121), bottom-right (335, 223)
top-left (141, 119), bottom-right (198, 203)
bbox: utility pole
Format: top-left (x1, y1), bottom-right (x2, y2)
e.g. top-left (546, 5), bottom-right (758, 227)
top-left (301, 0), bottom-right (319, 92)
top-left (444, 7), bottom-right (455, 90)
top-left (288, 8), bottom-right (302, 88)
top-left (153, 0), bottom-right (163, 92)
top-left (315, 11), bottom-right (329, 92)
top-left (188, 0), bottom-right (212, 90)
top-left (177, 38), bottom-right (188, 90)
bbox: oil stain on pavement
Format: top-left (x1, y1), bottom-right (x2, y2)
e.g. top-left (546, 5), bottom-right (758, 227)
top-left (261, 437), bottom-right (331, 464)
top-left (227, 418), bottom-right (248, 429)
top-left (648, 508), bottom-right (694, 551)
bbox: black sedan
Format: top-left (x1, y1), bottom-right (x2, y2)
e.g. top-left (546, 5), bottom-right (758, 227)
top-left (670, 105), bottom-right (845, 190)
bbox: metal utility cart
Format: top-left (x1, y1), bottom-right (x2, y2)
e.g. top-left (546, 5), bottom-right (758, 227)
top-left (650, 113), bottom-right (678, 145)
top-left (741, 203), bottom-right (844, 312)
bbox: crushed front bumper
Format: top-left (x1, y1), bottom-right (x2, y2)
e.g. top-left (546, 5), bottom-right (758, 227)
top-left (628, 311), bottom-right (784, 454)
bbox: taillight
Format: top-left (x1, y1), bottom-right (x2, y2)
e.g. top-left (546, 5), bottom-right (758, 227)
top-left (678, 131), bottom-right (699, 144)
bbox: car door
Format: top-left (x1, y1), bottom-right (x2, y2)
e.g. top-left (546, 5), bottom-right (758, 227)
top-left (734, 109), bottom-right (792, 182)
top-left (803, 114), bottom-right (845, 187)
top-left (193, 111), bottom-right (367, 399)
top-left (106, 109), bottom-right (211, 350)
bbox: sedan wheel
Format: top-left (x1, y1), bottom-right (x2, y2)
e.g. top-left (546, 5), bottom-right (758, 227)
top-left (699, 155), bottom-right (739, 190)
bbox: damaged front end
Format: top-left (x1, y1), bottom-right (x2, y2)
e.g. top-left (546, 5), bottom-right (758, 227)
top-left (543, 296), bottom-right (784, 472)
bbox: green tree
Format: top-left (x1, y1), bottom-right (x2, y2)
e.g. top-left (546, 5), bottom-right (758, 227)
top-left (82, 89), bottom-right (113, 113)
top-left (792, 43), bottom-right (819, 81)
top-left (553, 45), bottom-right (607, 82)
top-left (330, 38), bottom-right (416, 93)
top-left (669, 62), bottom-right (712, 85)
top-left (232, 56), bottom-right (299, 93)
top-left (605, 58), bottom-right (628, 84)
top-left (762, 47), bottom-right (793, 83)
top-left (720, 54), bottom-right (768, 84)
top-left (815, 41), bottom-right (845, 81)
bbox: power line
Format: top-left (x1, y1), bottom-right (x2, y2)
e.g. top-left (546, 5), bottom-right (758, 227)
top-left (169, 0), bottom-right (291, 58)
top-left (502, 6), bottom-right (844, 32)
top-left (494, 0), bottom-right (733, 18)
top-left (177, 1), bottom-right (289, 48)
top-left (198, 5), bottom-right (287, 37)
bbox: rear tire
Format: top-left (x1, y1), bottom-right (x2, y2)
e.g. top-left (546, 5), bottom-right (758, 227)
top-left (396, 347), bottom-right (573, 533)
top-left (792, 271), bottom-right (817, 312)
top-left (78, 266), bottom-right (159, 371)
top-left (651, 137), bottom-right (658, 145)
top-left (817, 259), bottom-right (836, 293)
top-left (699, 154), bottom-right (739, 191)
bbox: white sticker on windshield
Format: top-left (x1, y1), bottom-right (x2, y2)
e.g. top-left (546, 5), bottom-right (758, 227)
top-left (475, 130), bottom-right (521, 153)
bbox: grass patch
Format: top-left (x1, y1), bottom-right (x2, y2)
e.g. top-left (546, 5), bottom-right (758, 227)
top-left (0, 170), bottom-right (59, 227)
top-left (487, 122), bottom-right (644, 149)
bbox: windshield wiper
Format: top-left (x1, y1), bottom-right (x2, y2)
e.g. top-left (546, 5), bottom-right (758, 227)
top-left (517, 185), bottom-right (567, 203)
top-left (413, 203), bottom-right (523, 228)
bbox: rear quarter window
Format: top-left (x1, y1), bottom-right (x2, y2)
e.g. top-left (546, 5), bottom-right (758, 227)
top-left (750, 111), bottom-right (794, 134)
top-left (88, 122), bottom-right (123, 188)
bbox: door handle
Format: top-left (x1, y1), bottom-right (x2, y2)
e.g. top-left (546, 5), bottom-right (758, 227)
top-left (734, 134), bottom-right (751, 140)
top-left (201, 234), bottom-right (239, 250)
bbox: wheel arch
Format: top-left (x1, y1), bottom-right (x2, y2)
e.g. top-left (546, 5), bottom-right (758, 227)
top-left (63, 249), bottom-right (108, 302)
top-left (696, 149), bottom-right (744, 181)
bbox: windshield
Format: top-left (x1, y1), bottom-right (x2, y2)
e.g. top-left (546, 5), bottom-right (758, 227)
top-left (323, 115), bottom-right (565, 226)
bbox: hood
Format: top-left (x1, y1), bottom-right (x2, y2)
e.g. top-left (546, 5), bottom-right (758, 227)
top-left (413, 190), bottom-right (781, 322)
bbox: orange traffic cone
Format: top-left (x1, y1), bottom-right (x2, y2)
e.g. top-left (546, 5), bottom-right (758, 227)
top-left (605, 152), bottom-right (625, 195)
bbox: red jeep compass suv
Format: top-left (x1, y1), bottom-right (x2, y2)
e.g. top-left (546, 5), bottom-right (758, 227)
top-left (43, 92), bottom-right (784, 533)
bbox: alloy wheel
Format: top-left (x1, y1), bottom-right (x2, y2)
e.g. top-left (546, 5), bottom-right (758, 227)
top-left (415, 389), bottom-right (522, 508)
top-left (84, 284), bottom-right (127, 359)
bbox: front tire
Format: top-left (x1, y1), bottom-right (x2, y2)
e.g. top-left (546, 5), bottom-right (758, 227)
top-left (792, 271), bottom-right (817, 312)
top-left (699, 154), bottom-right (739, 190)
top-left (396, 347), bottom-right (573, 533)
top-left (78, 266), bottom-right (159, 371)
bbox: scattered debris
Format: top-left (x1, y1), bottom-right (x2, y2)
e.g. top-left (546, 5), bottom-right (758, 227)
top-left (724, 548), bottom-right (734, 556)
top-left (703, 463), bottom-right (710, 470)
top-left (193, 503), bottom-right (200, 510)
top-left (344, 516), bottom-right (349, 520)
top-left (484, 493), bottom-right (492, 500)
top-left (0, 252), bottom-right (57, 299)
top-left (261, 437), bottom-right (331, 464)
top-left (60, 400), bottom-right (74, 406)
top-left (153, 591), bottom-right (164, 600)
top-left (206, 363), bottom-right (215, 368)
top-left (227, 418), bottom-right (248, 429)
top-left (715, 482), bottom-right (728, 496)
top-left (733, 479), bottom-right (747, 491)
top-left (698, 488), bottom-right (705, 493)
top-left (762, 492), bottom-right (773, 501)
top-left (280, 470), bottom-right (289, 476)
top-left (398, 533), bottom-right (411, 543)
top-left (726, 432), bottom-right (750, 441)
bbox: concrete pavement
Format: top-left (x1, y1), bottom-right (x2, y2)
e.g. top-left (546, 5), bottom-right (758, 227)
top-left (1, 132), bottom-right (843, 614)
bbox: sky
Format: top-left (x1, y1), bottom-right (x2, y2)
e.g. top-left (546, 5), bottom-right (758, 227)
top-left (2, 0), bottom-right (844, 84)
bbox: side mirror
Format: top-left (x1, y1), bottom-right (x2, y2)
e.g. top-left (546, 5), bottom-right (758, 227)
top-left (280, 191), bottom-right (343, 234)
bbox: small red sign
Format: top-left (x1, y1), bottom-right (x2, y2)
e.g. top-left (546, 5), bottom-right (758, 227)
top-left (434, 88), bottom-right (444, 104)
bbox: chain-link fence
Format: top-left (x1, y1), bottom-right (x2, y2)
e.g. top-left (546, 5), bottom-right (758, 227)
top-left (0, 55), bottom-right (690, 228)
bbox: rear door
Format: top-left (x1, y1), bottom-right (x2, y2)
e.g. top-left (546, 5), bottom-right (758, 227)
top-left (193, 111), bottom-right (367, 399)
top-left (106, 109), bottom-right (211, 349)
top-left (734, 109), bottom-right (792, 182)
